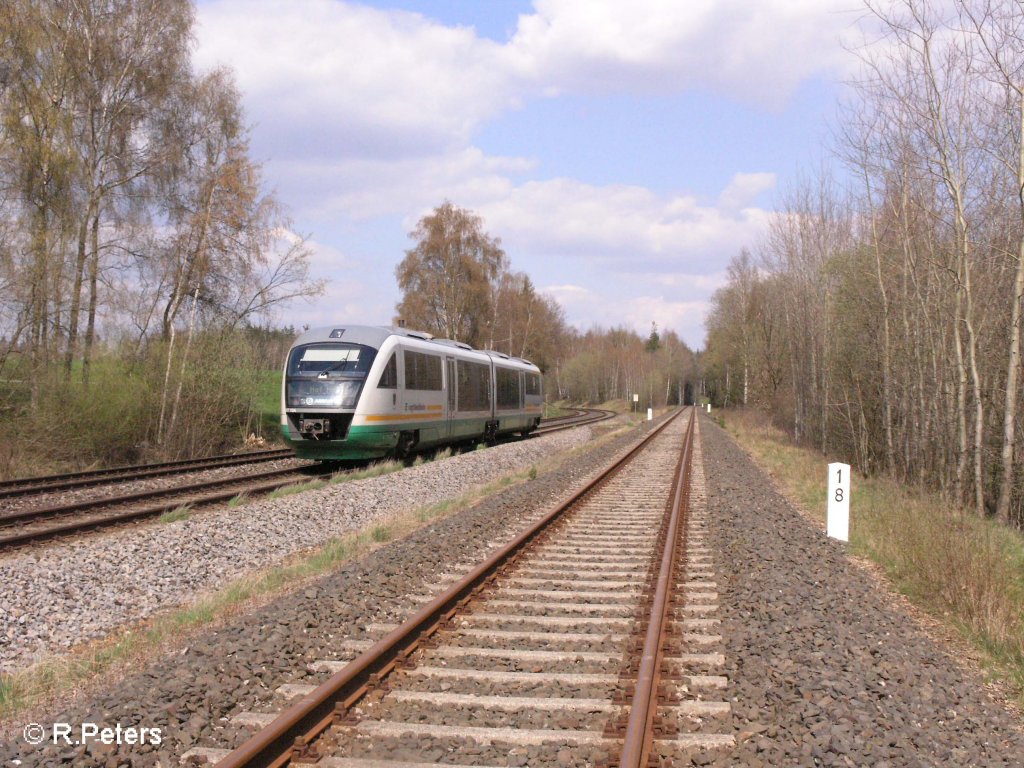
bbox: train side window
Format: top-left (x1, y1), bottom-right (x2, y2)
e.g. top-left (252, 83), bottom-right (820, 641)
top-left (524, 372), bottom-right (541, 396)
top-left (404, 350), bottom-right (443, 391)
top-left (377, 353), bottom-right (397, 388)
top-left (457, 361), bottom-right (491, 410)
top-left (496, 367), bottom-right (521, 409)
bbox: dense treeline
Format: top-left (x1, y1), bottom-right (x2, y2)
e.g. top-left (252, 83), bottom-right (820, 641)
top-left (554, 324), bottom-right (697, 409)
top-left (395, 202), bottom-right (699, 409)
top-left (705, 0), bottom-right (1024, 526)
top-left (0, 0), bottom-right (321, 470)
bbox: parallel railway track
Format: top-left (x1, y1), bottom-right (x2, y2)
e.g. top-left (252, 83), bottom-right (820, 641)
top-left (187, 407), bottom-right (733, 768)
top-left (0, 464), bottom-right (329, 551)
top-left (0, 408), bottom-right (616, 553)
top-left (0, 448), bottom-right (293, 500)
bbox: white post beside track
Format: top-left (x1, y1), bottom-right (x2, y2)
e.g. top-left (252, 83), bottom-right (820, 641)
top-left (646, 407), bottom-right (653, 421)
top-left (827, 462), bottom-right (850, 542)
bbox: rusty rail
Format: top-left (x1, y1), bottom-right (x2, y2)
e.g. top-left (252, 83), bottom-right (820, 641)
top-left (618, 407), bottom-right (696, 767)
top-left (0, 449), bottom-right (293, 498)
top-left (214, 408), bottom-right (686, 768)
top-left (533, 407), bottom-right (616, 434)
top-left (0, 465), bottom-right (333, 551)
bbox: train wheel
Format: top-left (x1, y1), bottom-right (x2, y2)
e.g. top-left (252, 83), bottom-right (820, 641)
top-left (394, 431), bottom-right (416, 459)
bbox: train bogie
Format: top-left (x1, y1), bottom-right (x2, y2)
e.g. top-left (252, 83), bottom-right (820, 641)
top-left (281, 326), bottom-right (543, 461)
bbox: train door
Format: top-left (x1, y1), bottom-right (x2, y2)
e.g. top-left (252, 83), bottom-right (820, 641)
top-left (446, 356), bottom-right (457, 438)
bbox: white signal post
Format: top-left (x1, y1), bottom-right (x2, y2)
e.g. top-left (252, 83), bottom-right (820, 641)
top-left (827, 462), bottom-right (850, 542)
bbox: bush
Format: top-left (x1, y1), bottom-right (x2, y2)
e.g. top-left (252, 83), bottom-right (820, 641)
top-left (0, 328), bottom-right (283, 475)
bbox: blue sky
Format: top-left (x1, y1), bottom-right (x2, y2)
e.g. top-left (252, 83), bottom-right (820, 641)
top-left (193, 0), bottom-right (862, 348)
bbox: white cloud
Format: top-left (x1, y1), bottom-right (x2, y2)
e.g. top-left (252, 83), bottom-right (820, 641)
top-left (507, 0), bottom-right (857, 105)
top-left (195, 0), bottom-right (520, 158)
top-left (259, 234), bottom-right (396, 329)
top-left (718, 172), bottom-right (777, 213)
top-left (296, 147), bottom-right (534, 222)
top-left (477, 175), bottom-right (773, 274)
top-left (196, 0), bottom-right (857, 163)
top-left (543, 283), bottom-right (710, 347)
top-left (192, 1), bottom-right (844, 344)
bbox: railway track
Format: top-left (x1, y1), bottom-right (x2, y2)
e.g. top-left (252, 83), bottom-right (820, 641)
top-left (533, 407), bottom-right (614, 435)
top-left (0, 463), bottom-right (331, 550)
top-left (187, 407), bottom-right (733, 768)
top-left (0, 448), bottom-right (293, 500)
top-left (0, 408), bottom-right (616, 553)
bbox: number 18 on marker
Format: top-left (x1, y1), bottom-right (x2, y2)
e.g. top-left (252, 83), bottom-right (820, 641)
top-left (827, 462), bottom-right (850, 542)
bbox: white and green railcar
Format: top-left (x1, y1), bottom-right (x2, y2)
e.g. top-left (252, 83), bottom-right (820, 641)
top-left (281, 325), bottom-right (543, 461)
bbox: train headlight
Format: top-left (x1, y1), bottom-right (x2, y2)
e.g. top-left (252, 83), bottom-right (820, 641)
top-left (286, 380), bottom-right (361, 408)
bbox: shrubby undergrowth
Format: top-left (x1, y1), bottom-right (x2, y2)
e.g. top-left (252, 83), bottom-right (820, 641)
top-left (0, 328), bottom-right (288, 478)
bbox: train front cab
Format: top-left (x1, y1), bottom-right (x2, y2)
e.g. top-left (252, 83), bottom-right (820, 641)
top-left (281, 332), bottom-right (396, 461)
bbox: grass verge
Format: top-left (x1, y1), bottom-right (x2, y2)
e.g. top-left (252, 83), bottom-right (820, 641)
top-left (267, 479), bottom-right (327, 499)
top-left (157, 505), bottom-right (191, 523)
top-left (330, 459), bottom-right (403, 485)
top-left (722, 409), bottom-right (1024, 704)
top-left (0, 419), bottom-right (636, 724)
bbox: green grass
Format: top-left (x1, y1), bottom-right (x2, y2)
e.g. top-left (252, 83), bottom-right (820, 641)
top-left (331, 459), bottom-right (403, 484)
top-left (0, 674), bottom-right (13, 709)
top-left (228, 493), bottom-right (248, 508)
top-left (268, 479), bottom-right (327, 498)
top-left (724, 409), bottom-right (1024, 704)
top-left (543, 401), bottom-right (574, 419)
top-left (157, 506), bottom-right (191, 523)
top-left (255, 370), bottom-right (281, 438)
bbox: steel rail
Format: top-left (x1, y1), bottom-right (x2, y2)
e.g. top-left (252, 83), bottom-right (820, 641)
top-left (214, 408), bottom-right (685, 768)
top-left (533, 407), bottom-right (615, 435)
top-left (0, 408), bottom-right (618, 552)
top-left (0, 449), bottom-right (292, 495)
top-left (618, 407), bottom-right (695, 767)
top-left (0, 470), bottom-right (335, 550)
top-left (0, 465), bottom-right (322, 527)
top-left (0, 407), bottom-right (602, 500)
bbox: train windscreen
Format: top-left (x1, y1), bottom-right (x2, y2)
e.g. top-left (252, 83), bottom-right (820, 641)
top-left (286, 343), bottom-right (377, 409)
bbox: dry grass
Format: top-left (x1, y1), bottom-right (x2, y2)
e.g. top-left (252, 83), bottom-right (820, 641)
top-left (724, 409), bottom-right (1024, 701)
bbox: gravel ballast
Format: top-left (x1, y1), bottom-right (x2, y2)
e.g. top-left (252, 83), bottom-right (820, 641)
top-left (0, 429), bottom-right (590, 673)
top-left (699, 415), bottom-right (1024, 767)
top-left (3, 412), bottom-right (1021, 767)
top-left (0, 418), bottom-right (653, 767)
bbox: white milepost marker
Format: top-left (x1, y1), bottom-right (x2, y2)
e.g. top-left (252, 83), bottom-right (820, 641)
top-left (706, 403), bottom-right (711, 413)
top-left (827, 462), bottom-right (850, 542)
top-left (647, 407), bottom-right (653, 421)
